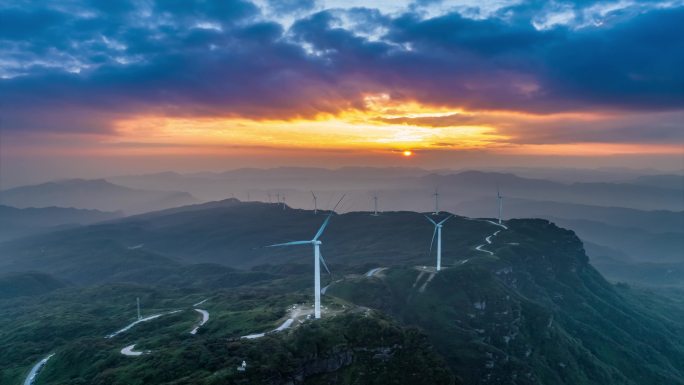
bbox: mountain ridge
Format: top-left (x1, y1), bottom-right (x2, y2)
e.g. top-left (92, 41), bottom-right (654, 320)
top-left (0, 179), bottom-right (198, 215)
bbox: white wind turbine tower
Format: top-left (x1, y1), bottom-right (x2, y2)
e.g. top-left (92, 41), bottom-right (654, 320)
top-left (311, 191), bottom-right (318, 214)
top-left (432, 188), bottom-right (440, 215)
top-left (268, 195), bottom-right (344, 319)
top-left (497, 185), bottom-right (503, 224)
top-left (425, 215), bottom-right (453, 271)
top-left (371, 193), bottom-right (379, 216)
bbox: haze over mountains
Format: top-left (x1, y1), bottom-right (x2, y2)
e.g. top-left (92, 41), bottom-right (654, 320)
top-left (0, 179), bottom-right (197, 215)
top-left (0, 205), bottom-right (121, 242)
top-left (3, 167), bottom-right (680, 287)
top-left (106, 168), bottom-right (683, 211)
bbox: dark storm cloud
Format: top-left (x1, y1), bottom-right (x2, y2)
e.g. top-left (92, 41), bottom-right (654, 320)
top-left (0, 0), bottom-right (682, 145)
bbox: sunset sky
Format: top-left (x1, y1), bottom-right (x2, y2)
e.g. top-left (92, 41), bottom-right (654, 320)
top-left (1, 0), bottom-right (683, 186)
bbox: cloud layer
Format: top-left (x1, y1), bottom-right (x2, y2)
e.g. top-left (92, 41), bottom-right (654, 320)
top-left (0, 0), bottom-right (682, 147)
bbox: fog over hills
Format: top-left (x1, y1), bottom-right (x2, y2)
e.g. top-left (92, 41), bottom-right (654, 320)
top-left (0, 179), bottom-right (198, 215)
top-left (3, 168), bottom-right (682, 287)
top-left (107, 168), bottom-right (683, 211)
top-left (103, 167), bottom-right (682, 287)
top-left (0, 205), bottom-right (121, 242)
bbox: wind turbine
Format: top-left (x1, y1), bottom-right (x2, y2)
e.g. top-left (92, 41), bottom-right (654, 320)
top-left (425, 214), bottom-right (453, 271)
top-left (497, 186), bottom-right (503, 224)
top-left (371, 193), bottom-right (379, 216)
top-left (311, 191), bottom-right (318, 214)
top-left (432, 188), bottom-right (440, 215)
top-left (268, 195), bottom-right (344, 319)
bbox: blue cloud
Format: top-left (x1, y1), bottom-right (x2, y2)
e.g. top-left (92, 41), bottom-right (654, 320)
top-left (0, 0), bottom-right (682, 146)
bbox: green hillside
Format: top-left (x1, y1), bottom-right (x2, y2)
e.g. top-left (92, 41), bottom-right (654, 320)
top-left (0, 200), bottom-right (494, 283)
top-left (329, 219), bottom-right (684, 384)
top-left (0, 272), bottom-right (68, 299)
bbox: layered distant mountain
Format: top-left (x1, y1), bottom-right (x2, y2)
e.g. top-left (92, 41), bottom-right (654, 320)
top-left (107, 168), bottom-right (683, 211)
top-left (453, 197), bottom-right (683, 235)
top-left (0, 179), bottom-right (198, 215)
top-left (108, 167), bottom-right (431, 202)
top-left (628, 174), bottom-right (684, 189)
top-left (420, 170), bottom-right (684, 211)
top-left (3, 168), bottom-right (682, 287)
top-left (0, 205), bottom-right (121, 241)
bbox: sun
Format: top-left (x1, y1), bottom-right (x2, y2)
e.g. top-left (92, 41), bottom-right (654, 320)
top-left (403, 150), bottom-right (413, 157)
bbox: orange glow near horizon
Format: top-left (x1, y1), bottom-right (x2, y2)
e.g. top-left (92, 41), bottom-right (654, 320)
top-left (90, 94), bottom-right (680, 159)
top-left (112, 99), bottom-right (509, 152)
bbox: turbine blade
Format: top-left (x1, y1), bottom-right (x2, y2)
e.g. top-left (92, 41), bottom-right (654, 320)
top-left (267, 240), bottom-right (311, 247)
top-left (311, 191), bottom-right (316, 199)
top-left (424, 214), bottom-right (437, 225)
top-left (319, 252), bottom-right (332, 275)
top-left (313, 215), bottom-right (332, 241)
top-left (331, 194), bottom-right (346, 212)
top-left (312, 194), bottom-right (345, 241)
top-left (438, 215), bottom-right (454, 225)
top-left (429, 226), bottom-right (437, 255)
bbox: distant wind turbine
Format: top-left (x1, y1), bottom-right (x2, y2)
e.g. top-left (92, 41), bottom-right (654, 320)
top-left (371, 193), bottom-right (379, 216)
top-left (268, 195), bottom-right (345, 319)
top-left (311, 191), bottom-right (318, 214)
top-left (497, 186), bottom-right (503, 224)
top-left (432, 188), bottom-right (440, 215)
top-left (425, 214), bottom-right (453, 271)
